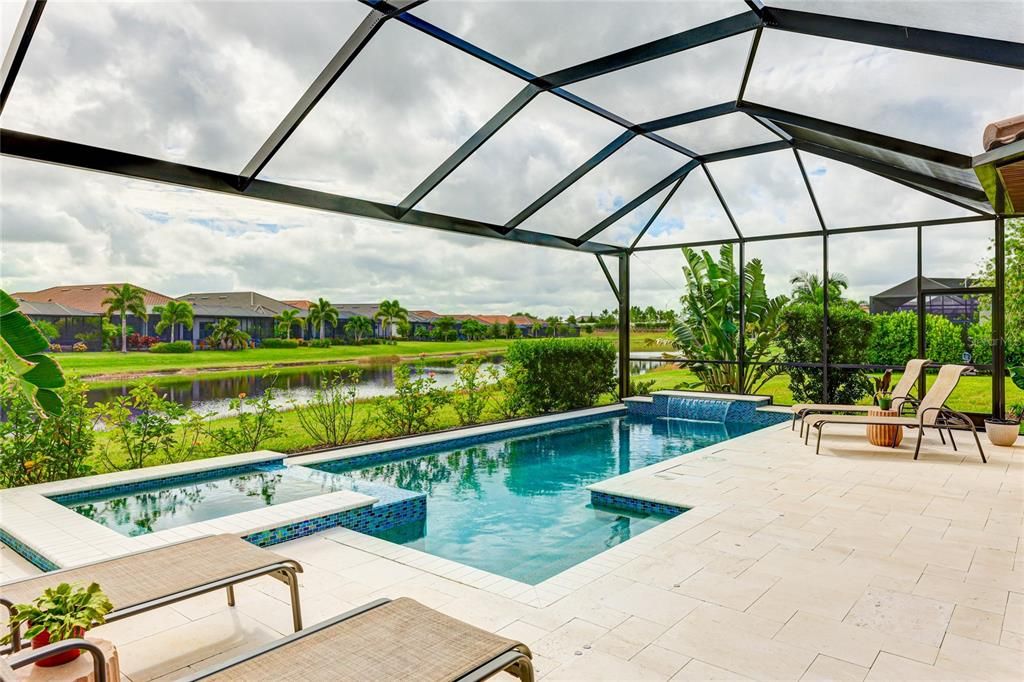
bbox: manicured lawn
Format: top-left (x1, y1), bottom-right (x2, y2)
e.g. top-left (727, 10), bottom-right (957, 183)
top-left (635, 366), bottom-right (1021, 413)
top-left (57, 340), bottom-right (517, 378)
top-left (59, 331), bottom-right (669, 380)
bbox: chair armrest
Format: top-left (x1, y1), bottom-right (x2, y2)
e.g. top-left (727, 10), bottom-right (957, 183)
top-left (5, 639), bottom-right (107, 682)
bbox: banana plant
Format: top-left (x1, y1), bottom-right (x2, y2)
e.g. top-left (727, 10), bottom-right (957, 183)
top-left (0, 289), bottom-right (65, 415)
top-left (671, 244), bottom-right (789, 395)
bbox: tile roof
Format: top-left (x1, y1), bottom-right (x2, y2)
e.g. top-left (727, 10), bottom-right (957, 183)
top-left (15, 298), bottom-right (99, 318)
top-left (12, 283), bottom-right (174, 315)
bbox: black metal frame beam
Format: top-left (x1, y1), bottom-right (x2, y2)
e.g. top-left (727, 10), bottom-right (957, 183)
top-left (1, 129), bottom-right (621, 255)
top-left (702, 164), bottom-right (743, 239)
top-left (762, 6), bottom-right (1024, 70)
top-left (629, 177), bottom-right (684, 251)
top-left (237, 3), bottom-right (423, 190)
top-left (0, 0), bottom-right (45, 114)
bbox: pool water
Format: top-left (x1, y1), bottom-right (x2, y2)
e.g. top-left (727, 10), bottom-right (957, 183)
top-left (315, 415), bottom-right (761, 583)
top-left (60, 414), bottom-right (763, 584)
top-left (65, 465), bottom-right (350, 536)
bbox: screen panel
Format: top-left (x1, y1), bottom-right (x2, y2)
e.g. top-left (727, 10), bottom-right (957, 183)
top-left (417, 92), bottom-right (624, 225)
top-left (709, 150), bottom-right (822, 237)
top-left (412, 0), bottom-right (750, 76)
top-left (261, 20), bottom-right (524, 204)
top-left (518, 135), bottom-right (686, 239)
top-left (1, 0), bottom-right (370, 172)
top-left (659, 113), bottom-right (780, 156)
top-left (635, 168), bottom-right (738, 247)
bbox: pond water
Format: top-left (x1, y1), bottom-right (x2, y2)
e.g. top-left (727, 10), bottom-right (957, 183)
top-left (84, 357), bottom-right (673, 420)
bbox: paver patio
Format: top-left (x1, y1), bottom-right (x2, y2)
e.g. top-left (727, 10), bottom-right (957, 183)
top-left (4, 419), bottom-right (1020, 681)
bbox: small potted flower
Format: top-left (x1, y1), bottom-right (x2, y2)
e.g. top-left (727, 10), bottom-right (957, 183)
top-left (984, 402), bottom-right (1024, 447)
top-left (1, 582), bottom-right (113, 667)
top-left (874, 370), bottom-right (894, 411)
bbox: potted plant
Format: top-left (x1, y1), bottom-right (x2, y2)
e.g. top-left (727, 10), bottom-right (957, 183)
top-left (874, 369), bottom-right (893, 411)
top-left (984, 402), bottom-right (1024, 447)
top-left (1, 582), bottom-right (113, 667)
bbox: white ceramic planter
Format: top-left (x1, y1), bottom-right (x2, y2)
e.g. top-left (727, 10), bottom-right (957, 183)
top-left (984, 420), bottom-right (1020, 447)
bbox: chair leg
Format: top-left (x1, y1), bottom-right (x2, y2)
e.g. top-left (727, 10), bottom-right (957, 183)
top-left (938, 429), bottom-right (946, 445)
top-left (970, 426), bottom-right (987, 463)
top-left (948, 428), bottom-right (957, 451)
top-left (226, 585), bottom-right (235, 607)
top-left (913, 427), bottom-right (924, 460)
top-left (283, 567), bottom-right (303, 632)
top-left (792, 413), bottom-right (797, 431)
top-left (816, 425), bottom-right (824, 455)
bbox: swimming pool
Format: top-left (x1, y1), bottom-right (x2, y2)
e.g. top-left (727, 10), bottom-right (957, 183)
top-left (57, 412), bottom-right (769, 584)
top-left (315, 415), bottom-right (761, 583)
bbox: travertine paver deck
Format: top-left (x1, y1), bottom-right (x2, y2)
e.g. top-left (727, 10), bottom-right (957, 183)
top-left (4, 419), bottom-right (1022, 681)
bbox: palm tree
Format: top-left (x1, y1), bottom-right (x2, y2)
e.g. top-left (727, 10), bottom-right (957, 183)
top-left (461, 319), bottom-right (487, 341)
top-left (154, 300), bottom-right (193, 343)
top-left (275, 309), bottom-right (303, 339)
top-left (102, 283), bottom-right (148, 353)
top-left (374, 299), bottom-right (408, 341)
top-left (208, 317), bottom-right (251, 350)
top-left (345, 315), bottom-right (373, 343)
top-left (307, 298), bottom-right (339, 341)
top-left (790, 271), bottom-right (849, 304)
top-left (432, 316), bottom-right (457, 342)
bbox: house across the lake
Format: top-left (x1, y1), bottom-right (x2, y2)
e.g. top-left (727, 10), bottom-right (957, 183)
top-left (179, 291), bottom-right (304, 343)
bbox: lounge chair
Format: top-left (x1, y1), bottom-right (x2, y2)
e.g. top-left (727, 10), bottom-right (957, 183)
top-left (805, 364), bottom-right (986, 462)
top-left (791, 358), bottom-right (929, 436)
top-left (182, 597), bottom-right (534, 682)
top-left (1, 534), bottom-right (303, 653)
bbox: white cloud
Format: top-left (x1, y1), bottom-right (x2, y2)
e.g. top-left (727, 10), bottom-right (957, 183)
top-left (0, 0), bottom-right (1012, 316)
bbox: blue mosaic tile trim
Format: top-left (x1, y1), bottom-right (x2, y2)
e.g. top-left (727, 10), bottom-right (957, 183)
top-left (243, 494), bottom-right (426, 548)
top-left (625, 395), bottom-right (788, 426)
top-left (591, 491), bottom-right (688, 518)
top-left (0, 528), bottom-right (59, 572)
top-left (49, 461), bottom-right (284, 505)
top-left (314, 410), bottom-right (623, 474)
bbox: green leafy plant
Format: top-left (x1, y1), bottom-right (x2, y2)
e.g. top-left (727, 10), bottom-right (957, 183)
top-left (308, 298), bottom-right (339, 341)
top-left (274, 308), bottom-right (304, 340)
top-left (206, 382), bottom-right (284, 454)
top-left (92, 384), bottom-right (207, 470)
top-left (345, 315), bottom-right (374, 343)
top-left (102, 283), bottom-right (148, 353)
top-left (260, 338), bottom-right (299, 349)
top-left (780, 302), bottom-right (874, 406)
top-left (450, 359), bottom-right (488, 426)
top-left (293, 368), bottom-right (362, 447)
top-left (431, 317), bottom-right (458, 342)
top-left (485, 363), bottom-right (528, 420)
top-left (375, 299), bottom-right (408, 343)
top-left (671, 245), bottom-right (789, 394)
top-left (0, 290), bottom-right (65, 415)
top-left (374, 363), bottom-right (448, 436)
top-left (1, 582), bottom-right (113, 645)
top-left (504, 337), bottom-right (616, 412)
top-left (208, 317), bottom-right (251, 350)
top-left (153, 300), bottom-right (194, 343)
top-left (149, 340), bottom-right (194, 353)
top-left (460, 319), bottom-right (488, 341)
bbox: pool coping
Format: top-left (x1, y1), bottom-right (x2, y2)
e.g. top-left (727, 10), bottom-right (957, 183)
top-left (0, 403), bottom-right (789, 608)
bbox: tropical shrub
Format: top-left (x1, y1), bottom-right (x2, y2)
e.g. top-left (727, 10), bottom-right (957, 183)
top-left (431, 317), bottom-right (457, 342)
top-left (72, 342), bottom-right (88, 352)
top-left (485, 363), bottom-right (528, 419)
top-left (450, 359), bottom-right (488, 426)
top-left (0, 290), bottom-right (65, 415)
top-left (671, 245), bottom-right (789, 394)
top-left (375, 299), bottom-right (408, 343)
top-left (274, 308), bottom-right (304, 340)
top-left (925, 315), bottom-right (967, 364)
top-left (374, 364), bottom-right (448, 436)
top-left (49, 343), bottom-right (62, 352)
top-left (154, 300), bottom-right (194, 342)
top-left (308, 298), bottom-right (339, 341)
top-left (205, 386), bottom-right (284, 455)
top-left (0, 374), bottom-right (94, 488)
top-left (92, 384), bottom-right (207, 471)
top-left (207, 318), bottom-right (251, 350)
top-left (102, 283), bottom-right (148, 353)
top-left (504, 337), bottom-right (616, 413)
top-left (261, 338), bottom-right (299, 349)
top-left (866, 311), bottom-right (917, 366)
top-left (293, 368), bottom-right (361, 447)
top-left (150, 340), bottom-right (194, 353)
top-left (35, 319), bottom-right (59, 342)
top-left (306, 339), bottom-right (331, 348)
top-left (460, 319), bottom-right (488, 341)
top-left (126, 334), bottom-right (160, 350)
top-left (780, 303), bottom-right (874, 405)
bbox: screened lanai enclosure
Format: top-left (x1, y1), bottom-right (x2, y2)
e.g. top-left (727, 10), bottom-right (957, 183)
top-left (2, 0), bottom-right (1023, 418)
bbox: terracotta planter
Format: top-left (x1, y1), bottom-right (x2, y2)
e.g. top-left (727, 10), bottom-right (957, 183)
top-left (30, 627), bottom-right (85, 667)
top-left (984, 419), bottom-right (1020, 447)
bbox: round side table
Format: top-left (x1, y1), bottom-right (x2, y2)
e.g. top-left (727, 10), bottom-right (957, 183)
top-left (13, 638), bottom-right (119, 682)
top-left (866, 408), bottom-right (903, 447)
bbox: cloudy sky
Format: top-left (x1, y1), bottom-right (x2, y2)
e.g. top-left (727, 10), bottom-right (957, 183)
top-left (1, 0), bottom-right (1021, 316)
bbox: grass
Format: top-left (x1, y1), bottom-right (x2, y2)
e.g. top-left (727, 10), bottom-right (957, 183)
top-left (636, 365), bottom-right (1022, 413)
top-left (58, 331), bottom-right (669, 381)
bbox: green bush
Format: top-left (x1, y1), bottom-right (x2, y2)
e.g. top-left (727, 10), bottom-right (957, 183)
top-left (150, 341), bottom-right (194, 354)
top-left (306, 339), bottom-right (332, 348)
top-left (866, 311), bottom-right (917, 366)
top-left (504, 338), bottom-right (616, 413)
top-left (261, 338), bottom-right (299, 349)
top-left (967, 321), bottom-right (992, 365)
top-left (374, 364), bottom-right (448, 436)
top-left (780, 303), bottom-right (874, 405)
top-left (925, 315), bottom-right (966, 364)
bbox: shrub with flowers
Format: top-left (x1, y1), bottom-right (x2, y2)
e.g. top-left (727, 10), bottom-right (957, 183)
top-left (373, 363), bottom-right (449, 436)
top-left (72, 342), bottom-right (88, 352)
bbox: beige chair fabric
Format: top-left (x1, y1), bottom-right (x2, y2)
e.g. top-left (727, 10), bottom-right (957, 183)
top-left (791, 358), bottom-right (929, 428)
